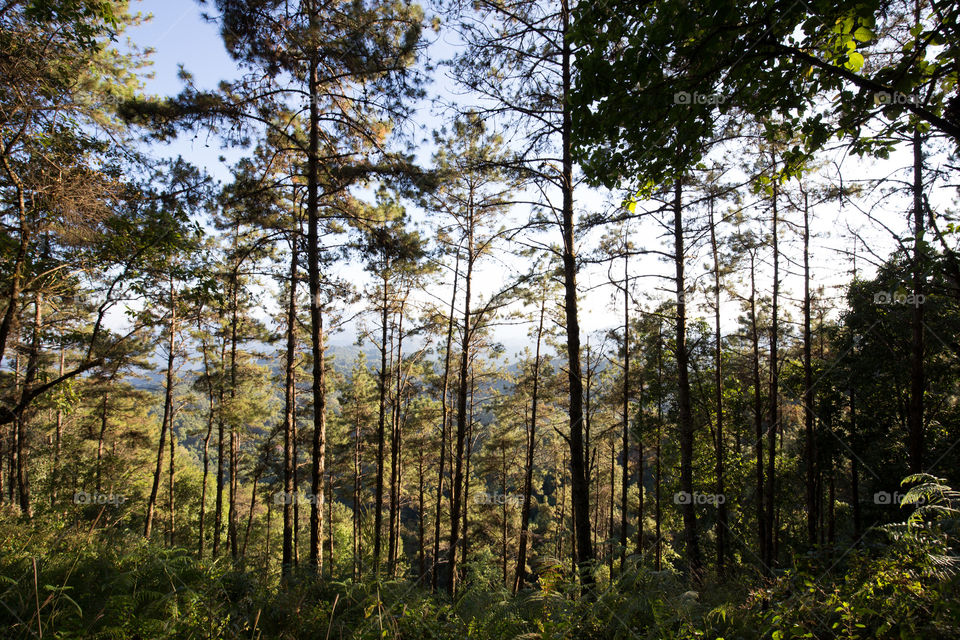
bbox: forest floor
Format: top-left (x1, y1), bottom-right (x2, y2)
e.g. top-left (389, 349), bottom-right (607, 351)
top-left (1, 510), bottom-right (958, 639)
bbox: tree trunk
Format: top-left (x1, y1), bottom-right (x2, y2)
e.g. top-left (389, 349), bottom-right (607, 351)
top-left (803, 191), bottom-right (817, 545)
top-left (242, 467), bottom-right (262, 556)
top-left (462, 371), bottom-right (476, 573)
top-left (766, 178), bottom-right (779, 570)
top-left (0, 157), bottom-right (29, 370)
top-left (908, 128), bottom-right (925, 473)
top-left (213, 330), bottom-right (227, 558)
top-left (198, 324), bottom-right (215, 558)
top-left (433, 251), bottom-right (460, 591)
top-left (96, 393), bottom-right (108, 494)
top-left (306, 17), bottom-right (327, 571)
top-left (388, 301), bottom-right (406, 576)
top-left (655, 324), bottom-right (663, 572)
top-left (52, 348), bottom-right (64, 507)
top-left (374, 273), bottom-right (390, 577)
top-left (607, 440), bottom-right (615, 576)
top-left (169, 401), bottom-right (176, 547)
top-left (709, 198), bottom-right (727, 574)
top-left (145, 278), bottom-right (176, 539)
top-left (353, 377), bottom-right (362, 579)
top-left (673, 179), bottom-right (702, 582)
top-left (282, 230), bottom-right (299, 576)
top-left (513, 296), bottom-right (544, 593)
top-left (560, 0), bottom-right (593, 588)
top-left (15, 291), bottom-right (42, 517)
top-left (418, 450), bottom-right (426, 582)
top-left (447, 202), bottom-right (475, 594)
top-left (229, 266), bottom-right (240, 559)
top-left (620, 246), bottom-right (631, 572)
top-left (749, 249), bottom-right (767, 566)
top-left (636, 374), bottom-right (645, 558)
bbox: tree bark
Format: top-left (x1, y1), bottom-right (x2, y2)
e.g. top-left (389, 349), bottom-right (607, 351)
top-left (560, 0), bottom-right (593, 589)
top-left (620, 247), bottom-right (630, 572)
top-left (306, 8), bottom-right (327, 570)
top-left (709, 198), bottom-right (727, 574)
top-left (908, 128), bottom-right (925, 473)
top-left (447, 199), bottom-right (474, 594)
top-left (803, 191), bottom-right (817, 544)
top-left (282, 230), bottom-right (299, 575)
top-left (433, 250), bottom-right (460, 591)
top-left (145, 277), bottom-right (176, 539)
top-left (513, 296), bottom-right (544, 593)
top-left (766, 178), bottom-right (779, 570)
top-left (749, 248), bottom-right (767, 566)
top-left (374, 272), bottom-right (390, 576)
top-left (198, 321), bottom-right (216, 558)
top-left (15, 291), bottom-right (42, 517)
top-left (673, 179), bottom-right (702, 582)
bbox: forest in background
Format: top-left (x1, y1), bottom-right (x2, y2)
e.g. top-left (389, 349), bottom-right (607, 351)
top-left (1, 0), bottom-right (960, 638)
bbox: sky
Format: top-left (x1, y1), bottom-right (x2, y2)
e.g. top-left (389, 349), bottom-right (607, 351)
top-left (115, 0), bottom-right (957, 360)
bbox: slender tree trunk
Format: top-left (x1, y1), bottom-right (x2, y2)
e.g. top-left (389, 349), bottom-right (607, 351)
top-left (353, 383), bottom-right (362, 580)
top-left (709, 199), bottom-right (727, 574)
top-left (607, 440), bottom-right (615, 576)
top-left (433, 251), bottom-right (460, 591)
top-left (462, 372), bottom-right (476, 571)
top-left (513, 297), bottom-right (544, 593)
top-left (282, 231), bottom-right (299, 576)
top-left (229, 267), bottom-right (240, 559)
top-left (0, 157), bottom-right (29, 369)
top-left (501, 443), bottom-right (509, 586)
top-left (213, 329), bottom-right (227, 558)
top-left (560, 0), bottom-right (593, 588)
top-left (9, 355), bottom-right (19, 506)
top-left (827, 466), bottom-right (835, 543)
top-left (388, 302), bottom-right (406, 576)
top-left (636, 374), bottom-right (645, 558)
top-left (850, 387), bottom-right (861, 539)
top-left (908, 128), bottom-right (925, 473)
top-left (556, 452), bottom-right (566, 560)
top-left (374, 274), bottom-right (390, 577)
top-left (198, 326), bottom-right (215, 558)
top-left (169, 403), bottom-right (176, 547)
top-left (242, 467), bottom-right (262, 556)
top-left (673, 180), bottom-right (702, 582)
top-left (448, 205), bottom-right (475, 594)
top-left (145, 278), bottom-right (176, 539)
top-left (52, 348), bottom-right (64, 507)
top-left (418, 450), bottom-right (426, 582)
top-left (620, 247), bottom-right (630, 572)
top-left (96, 393), bottom-right (108, 494)
top-left (326, 473), bottom-right (334, 574)
top-left (293, 389), bottom-right (300, 566)
top-left (655, 325), bottom-right (663, 572)
top-left (749, 250), bottom-right (767, 565)
top-left (16, 292), bottom-right (42, 516)
top-left (306, 14), bottom-right (327, 571)
top-left (766, 179), bottom-right (780, 570)
top-left (803, 191), bottom-right (817, 544)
